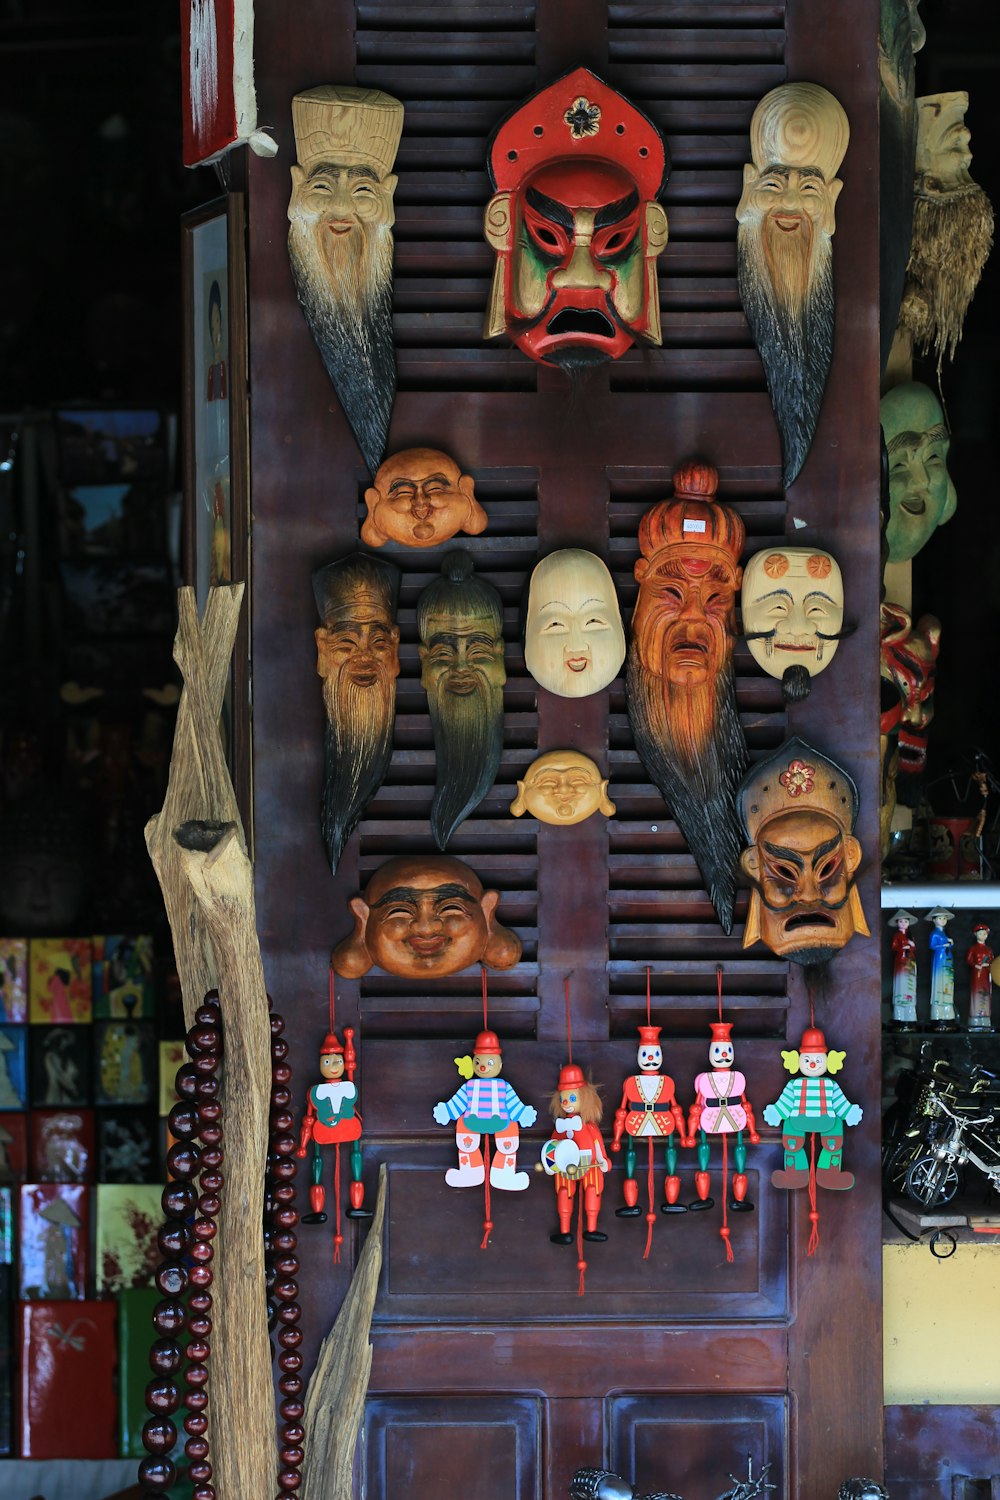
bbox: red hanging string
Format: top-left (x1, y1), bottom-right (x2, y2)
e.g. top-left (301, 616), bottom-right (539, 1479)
top-left (643, 1139), bottom-right (655, 1260)
top-left (716, 964), bottom-right (724, 1022)
top-left (332, 1144), bottom-right (343, 1264)
top-left (807, 1133), bottom-right (820, 1256)
top-left (480, 966), bottom-right (492, 1250)
top-left (720, 1133), bottom-right (733, 1263)
top-left (329, 964), bottom-right (336, 1033)
top-left (646, 965), bottom-right (651, 1027)
top-left (807, 971), bottom-right (815, 1031)
top-left (576, 1181), bottom-right (587, 1296)
top-left (564, 977), bottom-right (573, 1065)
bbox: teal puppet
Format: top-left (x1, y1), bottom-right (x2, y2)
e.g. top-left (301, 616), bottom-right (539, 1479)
top-left (763, 1025), bottom-right (862, 1191)
top-left (297, 1026), bottom-right (371, 1261)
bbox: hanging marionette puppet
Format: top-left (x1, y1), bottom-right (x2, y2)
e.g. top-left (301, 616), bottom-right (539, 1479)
top-left (296, 966), bottom-right (372, 1262)
top-left (762, 1023), bottom-right (863, 1255)
top-left (612, 969), bottom-right (689, 1258)
top-left (539, 982), bottom-right (612, 1295)
top-left (432, 970), bottom-right (537, 1248)
top-left (686, 971), bottom-right (760, 1262)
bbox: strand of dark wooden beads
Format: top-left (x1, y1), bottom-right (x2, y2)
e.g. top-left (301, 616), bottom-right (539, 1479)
top-left (266, 1001), bottom-right (305, 1497)
top-left (139, 994), bottom-right (223, 1500)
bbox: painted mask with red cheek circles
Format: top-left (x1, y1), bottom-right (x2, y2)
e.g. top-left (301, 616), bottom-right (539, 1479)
top-left (484, 67), bottom-right (669, 370)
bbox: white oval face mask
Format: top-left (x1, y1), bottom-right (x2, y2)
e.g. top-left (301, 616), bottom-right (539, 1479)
top-left (524, 549), bottom-right (626, 698)
top-left (741, 547), bottom-right (845, 679)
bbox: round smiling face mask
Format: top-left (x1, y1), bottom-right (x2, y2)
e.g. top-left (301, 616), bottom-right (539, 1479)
top-left (524, 549), bottom-right (626, 698)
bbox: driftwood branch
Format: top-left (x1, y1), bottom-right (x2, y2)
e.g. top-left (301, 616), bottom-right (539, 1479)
top-left (301, 1165), bottom-right (388, 1500)
top-left (145, 585), bottom-right (276, 1500)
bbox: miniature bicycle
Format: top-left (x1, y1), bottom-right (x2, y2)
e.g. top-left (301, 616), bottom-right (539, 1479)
top-left (902, 1093), bottom-right (1000, 1208)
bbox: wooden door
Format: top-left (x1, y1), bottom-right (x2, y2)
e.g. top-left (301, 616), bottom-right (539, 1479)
top-left (247, 3), bottom-right (883, 1496)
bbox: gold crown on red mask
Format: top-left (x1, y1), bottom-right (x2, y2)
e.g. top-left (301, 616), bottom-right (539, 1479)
top-left (637, 461), bottom-right (745, 570)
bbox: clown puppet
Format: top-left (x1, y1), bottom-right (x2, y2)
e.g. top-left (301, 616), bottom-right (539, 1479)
top-left (687, 1021), bottom-right (760, 1234)
top-left (482, 67), bottom-right (669, 372)
top-left (297, 1026), bottom-right (370, 1259)
top-left (612, 1022), bottom-right (688, 1256)
top-left (433, 1029), bottom-right (537, 1191)
top-left (763, 1027), bottom-right (863, 1191)
top-left (541, 1063), bottom-right (611, 1246)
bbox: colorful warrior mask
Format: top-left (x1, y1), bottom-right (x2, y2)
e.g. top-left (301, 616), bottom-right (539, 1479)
top-left (524, 549), bottom-right (626, 697)
top-left (331, 854), bottom-right (522, 979)
top-left (626, 460), bottom-right (748, 933)
top-left (361, 447), bottom-right (488, 550)
top-left (417, 552), bottom-right (506, 849)
top-left (737, 736), bottom-right (869, 967)
top-left (879, 602), bottom-right (941, 787)
top-left (288, 85), bottom-right (403, 474)
top-left (881, 382), bottom-right (957, 562)
top-left (313, 553), bottom-right (400, 872)
top-left (736, 82), bottom-right (849, 486)
top-left (741, 547), bottom-right (847, 701)
top-left (483, 67), bottom-right (669, 371)
top-left (898, 91), bottom-right (994, 371)
top-left (510, 750), bottom-right (615, 826)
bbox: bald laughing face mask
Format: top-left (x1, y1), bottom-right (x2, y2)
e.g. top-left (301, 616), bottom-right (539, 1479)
top-left (362, 448), bottom-right (488, 550)
top-left (524, 549), bottom-right (626, 698)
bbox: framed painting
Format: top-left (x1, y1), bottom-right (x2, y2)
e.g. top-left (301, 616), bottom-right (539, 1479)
top-left (181, 189), bottom-right (251, 830)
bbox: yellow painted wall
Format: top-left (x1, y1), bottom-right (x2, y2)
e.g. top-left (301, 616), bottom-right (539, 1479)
top-left (884, 1243), bottom-right (1000, 1403)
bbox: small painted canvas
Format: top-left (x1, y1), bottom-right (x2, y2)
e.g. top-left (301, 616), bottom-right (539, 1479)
top-left (94, 1021), bottom-right (156, 1107)
top-left (17, 1299), bottom-right (117, 1458)
top-left (29, 1027), bottom-right (90, 1109)
top-left (0, 1187), bottom-right (13, 1264)
top-left (117, 1287), bottom-right (160, 1457)
top-left (97, 1110), bottom-right (158, 1184)
top-left (28, 939), bottom-right (92, 1025)
top-left (159, 1039), bottom-right (185, 1116)
top-left (29, 1110), bottom-right (95, 1184)
top-left (0, 1027), bottom-right (29, 1111)
top-left (0, 942), bottom-right (27, 1023)
top-left (18, 1183), bottom-right (89, 1301)
top-left (0, 1115), bottom-right (27, 1184)
top-left (92, 935), bottom-right (155, 1019)
top-left (95, 1183), bottom-right (162, 1295)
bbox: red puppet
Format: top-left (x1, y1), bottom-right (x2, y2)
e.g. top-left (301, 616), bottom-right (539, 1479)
top-left (541, 1063), bottom-right (611, 1296)
top-left (297, 1026), bottom-right (371, 1262)
top-left (612, 1021), bottom-right (688, 1257)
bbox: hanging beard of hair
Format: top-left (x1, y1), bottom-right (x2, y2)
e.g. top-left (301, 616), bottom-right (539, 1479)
top-left (898, 184), bottom-right (994, 369)
top-left (427, 674), bottom-right (504, 849)
top-left (320, 665), bottom-right (396, 871)
top-left (626, 651), bottom-right (747, 935)
top-left (288, 216), bottom-right (396, 476)
top-left (738, 219), bottom-right (834, 489)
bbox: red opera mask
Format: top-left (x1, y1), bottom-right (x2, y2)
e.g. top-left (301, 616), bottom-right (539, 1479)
top-left (484, 67), bottom-right (669, 370)
top-left (879, 602), bottom-right (941, 779)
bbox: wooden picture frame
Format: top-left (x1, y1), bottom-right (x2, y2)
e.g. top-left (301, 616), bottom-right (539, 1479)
top-left (181, 188), bottom-right (252, 838)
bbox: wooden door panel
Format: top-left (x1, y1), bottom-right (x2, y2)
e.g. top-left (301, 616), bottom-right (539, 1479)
top-left (364, 1396), bottom-right (542, 1500)
top-left (611, 1394), bottom-right (788, 1500)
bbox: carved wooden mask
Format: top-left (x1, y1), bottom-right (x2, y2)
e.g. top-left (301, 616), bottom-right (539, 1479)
top-left (312, 552), bottom-right (400, 872)
top-left (330, 855), bottom-right (523, 979)
top-left (510, 750), bottom-right (615, 826)
top-left (361, 448), bottom-right (488, 549)
top-left (881, 381), bottom-right (957, 562)
top-left (483, 66), bottom-right (669, 370)
top-left (737, 736), bottom-right (869, 967)
top-left (626, 460), bottom-right (747, 934)
top-left (417, 552), bottom-right (506, 850)
top-left (741, 547), bottom-right (846, 698)
top-left (524, 549), bottom-right (625, 698)
top-left (736, 82), bottom-right (849, 486)
top-left (287, 85), bottom-right (403, 474)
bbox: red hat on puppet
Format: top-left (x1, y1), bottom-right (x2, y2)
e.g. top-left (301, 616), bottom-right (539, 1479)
top-left (709, 1021), bottom-right (734, 1045)
top-left (473, 1030), bottom-right (502, 1055)
top-left (558, 1062), bottom-right (585, 1090)
top-left (637, 1024), bottom-right (662, 1046)
top-left (320, 1031), bottom-right (344, 1056)
top-left (799, 1027), bottom-right (828, 1053)
top-left (488, 66), bottom-right (668, 200)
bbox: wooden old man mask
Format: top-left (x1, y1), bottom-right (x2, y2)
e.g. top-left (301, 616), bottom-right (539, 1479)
top-left (417, 552), bottom-right (506, 849)
top-left (741, 546), bottom-right (846, 701)
top-left (881, 381), bottom-right (957, 563)
top-left (736, 82), bottom-right (850, 486)
top-left (737, 735), bottom-right (869, 967)
top-left (361, 447), bottom-right (488, 550)
top-left (331, 855), bottom-right (522, 979)
top-left (288, 85), bottom-right (403, 474)
top-left (626, 460), bottom-right (748, 934)
top-left (313, 552), bottom-right (400, 872)
top-left (483, 66), bottom-right (669, 371)
top-left (524, 549), bottom-right (626, 698)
